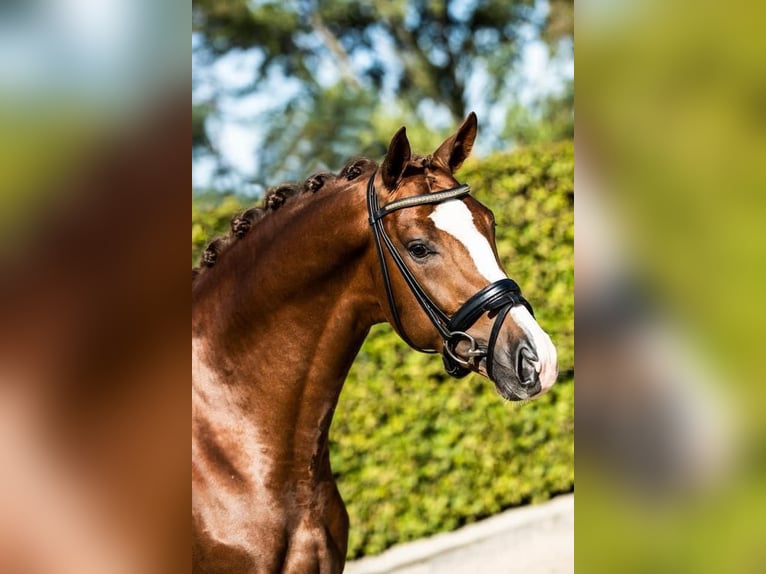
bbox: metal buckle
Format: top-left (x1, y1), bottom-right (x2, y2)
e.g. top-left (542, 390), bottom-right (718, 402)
top-left (444, 331), bottom-right (486, 367)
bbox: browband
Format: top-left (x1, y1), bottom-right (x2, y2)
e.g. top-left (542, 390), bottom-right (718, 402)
top-left (369, 184), bottom-right (471, 223)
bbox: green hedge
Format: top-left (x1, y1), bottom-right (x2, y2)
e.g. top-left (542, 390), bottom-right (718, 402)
top-left (191, 141), bottom-right (574, 559)
top-left (192, 192), bottom-right (248, 266)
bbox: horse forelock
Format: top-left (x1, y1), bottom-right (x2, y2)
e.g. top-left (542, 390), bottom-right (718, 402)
top-left (397, 154), bottom-right (456, 185)
top-left (192, 158), bottom-right (379, 283)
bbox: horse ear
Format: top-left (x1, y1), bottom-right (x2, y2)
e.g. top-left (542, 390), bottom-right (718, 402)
top-left (381, 126), bottom-right (411, 190)
top-left (432, 112), bottom-right (478, 173)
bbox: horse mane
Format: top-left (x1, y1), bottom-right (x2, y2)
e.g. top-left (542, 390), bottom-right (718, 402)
top-left (192, 157), bottom-right (379, 282)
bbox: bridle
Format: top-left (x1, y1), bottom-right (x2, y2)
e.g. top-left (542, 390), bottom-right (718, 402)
top-left (367, 172), bottom-right (534, 380)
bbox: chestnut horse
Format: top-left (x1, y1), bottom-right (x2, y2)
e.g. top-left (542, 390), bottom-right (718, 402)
top-left (192, 114), bottom-right (558, 573)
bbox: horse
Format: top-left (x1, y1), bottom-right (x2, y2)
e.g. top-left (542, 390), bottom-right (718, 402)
top-left (192, 113), bottom-right (558, 573)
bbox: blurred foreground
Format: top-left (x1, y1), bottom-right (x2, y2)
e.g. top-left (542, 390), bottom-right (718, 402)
top-left (0, 1), bottom-right (188, 573)
top-left (577, 2), bottom-right (766, 572)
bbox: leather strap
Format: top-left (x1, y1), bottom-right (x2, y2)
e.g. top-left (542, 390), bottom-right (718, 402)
top-left (366, 171), bottom-right (534, 376)
top-left (448, 278), bottom-right (532, 334)
top-left (368, 174), bottom-right (449, 352)
top-left (370, 185), bottom-right (471, 223)
top-left (486, 304), bottom-right (512, 381)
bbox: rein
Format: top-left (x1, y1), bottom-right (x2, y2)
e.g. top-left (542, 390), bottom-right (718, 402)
top-left (366, 172), bottom-right (534, 379)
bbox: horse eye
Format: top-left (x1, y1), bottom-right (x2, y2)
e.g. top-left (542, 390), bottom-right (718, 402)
top-left (407, 242), bottom-right (431, 259)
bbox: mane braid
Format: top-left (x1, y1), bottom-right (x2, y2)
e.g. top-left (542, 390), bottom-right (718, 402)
top-left (192, 157), bottom-right (378, 282)
top-left (305, 172), bottom-right (335, 193)
top-left (231, 207), bottom-right (265, 238)
top-left (265, 183), bottom-right (301, 211)
top-left (340, 157), bottom-right (376, 181)
top-left (201, 236), bottom-right (230, 267)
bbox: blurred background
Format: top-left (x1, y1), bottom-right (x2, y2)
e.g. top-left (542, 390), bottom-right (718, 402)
top-left (0, 1), bottom-right (188, 573)
top-left (192, 0), bottom-right (573, 194)
top-left (577, 1), bottom-right (766, 573)
top-left (192, 0), bottom-right (574, 567)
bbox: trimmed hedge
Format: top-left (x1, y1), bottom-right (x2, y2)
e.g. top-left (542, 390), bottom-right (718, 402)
top-left (191, 141), bottom-right (574, 559)
top-left (192, 192), bottom-right (247, 266)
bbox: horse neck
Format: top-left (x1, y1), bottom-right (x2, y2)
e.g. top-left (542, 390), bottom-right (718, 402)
top-left (192, 181), bottom-right (379, 486)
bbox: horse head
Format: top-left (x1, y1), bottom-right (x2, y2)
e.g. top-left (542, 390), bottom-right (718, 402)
top-left (369, 113), bottom-right (558, 400)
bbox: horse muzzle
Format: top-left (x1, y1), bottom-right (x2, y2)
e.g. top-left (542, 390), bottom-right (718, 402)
top-left (490, 306), bottom-right (558, 401)
top-left (442, 297), bottom-right (558, 401)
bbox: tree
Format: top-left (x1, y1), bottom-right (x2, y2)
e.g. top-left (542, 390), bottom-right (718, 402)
top-left (544, 0), bottom-right (574, 46)
top-left (192, 0), bottom-right (572, 188)
top-left (503, 77), bottom-right (573, 146)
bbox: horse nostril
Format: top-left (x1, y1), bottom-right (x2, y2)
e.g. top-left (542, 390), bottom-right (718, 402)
top-left (516, 345), bottom-right (539, 387)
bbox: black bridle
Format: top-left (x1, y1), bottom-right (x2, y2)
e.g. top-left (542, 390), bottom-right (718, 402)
top-left (366, 172), bottom-right (534, 379)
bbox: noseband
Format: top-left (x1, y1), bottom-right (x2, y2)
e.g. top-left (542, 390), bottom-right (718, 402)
top-left (367, 173), bottom-right (534, 379)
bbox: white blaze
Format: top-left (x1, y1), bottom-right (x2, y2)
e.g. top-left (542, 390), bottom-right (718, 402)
top-left (429, 200), bottom-right (558, 392)
top-left (429, 200), bottom-right (505, 282)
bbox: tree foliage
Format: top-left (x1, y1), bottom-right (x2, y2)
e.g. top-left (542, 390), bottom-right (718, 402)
top-left (544, 0), bottom-right (574, 45)
top-left (192, 1), bottom-right (572, 187)
top-left (192, 102), bottom-right (214, 155)
top-left (504, 77), bottom-right (573, 146)
top-left (193, 0), bottom-right (537, 118)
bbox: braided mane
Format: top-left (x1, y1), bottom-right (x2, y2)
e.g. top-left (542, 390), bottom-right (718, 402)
top-left (192, 157), bottom-right (378, 282)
